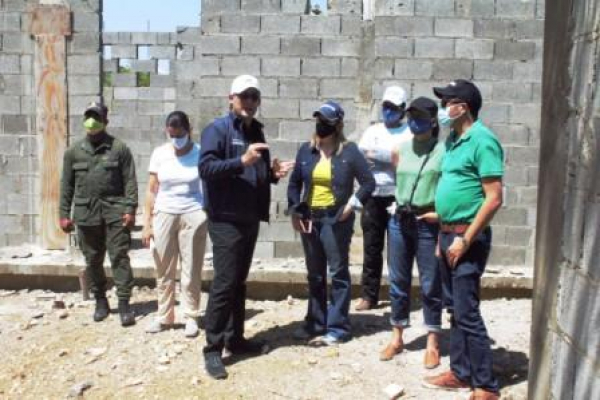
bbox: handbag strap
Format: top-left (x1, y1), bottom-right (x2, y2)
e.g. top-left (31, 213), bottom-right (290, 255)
top-left (407, 141), bottom-right (437, 206)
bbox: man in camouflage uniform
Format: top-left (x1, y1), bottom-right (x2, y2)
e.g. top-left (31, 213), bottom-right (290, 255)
top-left (59, 102), bottom-right (138, 327)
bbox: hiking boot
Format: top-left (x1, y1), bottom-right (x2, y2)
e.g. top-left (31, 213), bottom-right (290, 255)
top-left (204, 352), bottom-right (228, 380)
top-left (93, 297), bottom-right (110, 322)
top-left (118, 299), bottom-right (136, 327)
top-left (422, 370), bottom-right (471, 392)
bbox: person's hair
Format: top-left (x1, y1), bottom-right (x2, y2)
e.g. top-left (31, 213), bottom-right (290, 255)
top-left (311, 119), bottom-right (347, 154)
top-left (165, 111), bottom-right (191, 132)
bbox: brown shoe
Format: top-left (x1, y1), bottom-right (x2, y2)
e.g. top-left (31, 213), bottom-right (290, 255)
top-left (469, 389), bottom-right (500, 400)
top-left (422, 370), bottom-right (471, 392)
top-left (424, 348), bottom-right (440, 369)
top-left (379, 342), bottom-right (403, 361)
top-left (355, 298), bottom-right (372, 311)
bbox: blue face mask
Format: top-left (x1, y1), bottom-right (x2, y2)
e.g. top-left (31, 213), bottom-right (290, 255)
top-left (408, 118), bottom-right (433, 135)
top-left (382, 107), bottom-right (404, 127)
top-left (171, 134), bottom-right (189, 150)
top-left (438, 106), bottom-right (458, 127)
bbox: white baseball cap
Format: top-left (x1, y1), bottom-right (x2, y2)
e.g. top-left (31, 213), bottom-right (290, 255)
top-left (230, 75), bottom-right (260, 95)
top-left (381, 86), bottom-right (407, 106)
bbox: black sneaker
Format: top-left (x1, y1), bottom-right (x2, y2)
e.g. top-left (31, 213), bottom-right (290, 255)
top-left (226, 338), bottom-right (268, 355)
top-left (118, 300), bottom-right (136, 327)
top-left (93, 297), bottom-right (110, 322)
top-left (204, 352), bottom-right (228, 380)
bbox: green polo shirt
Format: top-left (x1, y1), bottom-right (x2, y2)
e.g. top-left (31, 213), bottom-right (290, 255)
top-left (435, 120), bottom-right (504, 223)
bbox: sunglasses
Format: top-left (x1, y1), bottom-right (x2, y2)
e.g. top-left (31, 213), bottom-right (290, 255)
top-left (238, 92), bottom-right (260, 102)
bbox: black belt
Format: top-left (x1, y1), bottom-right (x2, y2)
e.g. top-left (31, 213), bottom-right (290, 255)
top-left (397, 204), bottom-right (435, 215)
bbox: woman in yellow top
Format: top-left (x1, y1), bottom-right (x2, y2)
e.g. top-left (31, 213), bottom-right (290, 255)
top-left (287, 101), bottom-right (375, 344)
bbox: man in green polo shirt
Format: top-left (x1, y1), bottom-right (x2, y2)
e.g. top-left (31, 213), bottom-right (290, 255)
top-left (422, 80), bottom-right (503, 400)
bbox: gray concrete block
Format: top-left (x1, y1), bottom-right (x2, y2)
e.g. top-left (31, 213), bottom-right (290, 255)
top-left (0, 75), bottom-right (32, 96)
top-left (69, 32), bottom-right (100, 54)
top-left (1, 115), bottom-right (29, 134)
top-left (201, 0), bottom-right (241, 15)
top-left (432, 59), bottom-right (474, 80)
top-left (197, 78), bottom-right (235, 97)
top-left (68, 54), bottom-right (101, 75)
top-left (282, 0), bottom-right (309, 13)
top-left (69, 0), bottom-right (101, 12)
top-left (320, 79), bottom-right (358, 99)
top-left (491, 124), bottom-right (530, 146)
top-left (241, 36), bottom-right (280, 55)
top-left (253, 241), bottom-right (275, 258)
top-left (374, 59), bottom-right (394, 78)
top-left (0, 135), bottom-right (20, 155)
top-left (455, 39), bottom-right (494, 60)
top-left (279, 78), bottom-right (319, 98)
top-left (279, 120), bottom-right (315, 141)
top-left (103, 59), bottom-right (118, 73)
top-left (113, 87), bottom-right (139, 100)
top-left (494, 206), bottom-right (529, 226)
top-left (110, 45), bottom-right (137, 59)
top-left (258, 78), bottom-right (279, 98)
top-left (20, 55), bottom-right (33, 76)
top-left (177, 27), bottom-right (203, 44)
top-left (341, 16), bottom-right (362, 36)
top-left (2, 32), bottom-right (32, 53)
top-left (137, 101), bottom-right (166, 116)
top-left (505, 145), bottom-right (539, 166)
top-left (455, 0), bottom-right (495, 17)
top-left (510, 103), bottom-right (541, 127)
top-left (148, 46), bottom-right (176, 60)
top-left (374, 37), bottom-right (412, 58)
top-left (435, 18), bottom-right (474, 37)
top-left (374, 16), bottom-right (434, 37)
top-left (473, 61), bottom-right (514, 81)
top-left (261, 57), bottom-right (301, 77)
top-left (102, 32), bottom-right (131, 45)
top-left (495, 40), bottom-right (536, 61)
top-left (414, 38), bottom-right (454, 58)
top-left (478, 103), bottom-right (509, 124)
top-left (68, 75), bottom-right (100, 95)
top-left (129, 60), bottom-right (157, 73)
top-left (340, 58), bottom-right (360, 77)
top-left (512, 62), bottom-right (542, 83)
top-left (137, 87), bottom-right (167, 101)
top-left (300, 99), bottom-right (323, 119)
top-left (156, 32), bottom-right (172, 45)
top-left (502, 166), bottom-right (529, 186)
top-left (301, 58), bottom-right (340, 77)
top-left (373, 0), bottom-right (415, 16)
top-left (274, 241), bottom-right (304, 258)
top-left (221, 14), bottom-right (261, 34)
top-left (495, 0), bottom-right (536, 19)
top-left (109, 100), bottom-right (137, 115)
top-left (221, 56), bottom-right (261, 76)
top-left (269, 138), bottom-right (301, 159)
top-left (261, 15), bottom-right (300, 34)
top-left (130, 32), bottom-right (158, 45)
top-left (488, 244), bottom-right (526, 265)
top-left (492, 82), bottom-right (533, 102)
top-left (394, 59), bottom-right (433, 80)
top-left (415, 0), bottom-right (455, 16)
top-left (200, 15), bottom-right (221, 34)
top-left (72, 12), bottom-right (100, 32)
top-left (177, 45), bottom-right (195, 61)
top-left (260, 98), bottom-right (299, 119)
top-left (374, 80), bottom-right (414, 100)
top-left (242, 0), bottom-right (281, 13)
top-left (300, 15), bottom-right (341, 35)
top-left (0, 12), bottom-right (21, 31)
top-left (515, 20), bottom-right (544, 39)
top-left (0, 95), bottom-right (20, 115)
top-left (197, 36), bottom-right (240, 55)
top-left (281, 37), bottom-right (321, 56)
top-left (175, 57), bottom-right (220, 80)
top-left (473, 19), bottom-right (517, 39)
top-left (516, 186), bottom-right (538, 206)
top-left (322, 38), bottom-right (361, 57)
top-left (0, 54), bottom-right (20, 74)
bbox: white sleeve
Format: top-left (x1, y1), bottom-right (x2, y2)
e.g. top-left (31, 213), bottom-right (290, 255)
top-left (148, 147), bottom-right (160, 173)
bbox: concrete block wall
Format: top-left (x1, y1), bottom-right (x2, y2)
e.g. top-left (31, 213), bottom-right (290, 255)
top-left (0, 0), bottom-right (101, 246)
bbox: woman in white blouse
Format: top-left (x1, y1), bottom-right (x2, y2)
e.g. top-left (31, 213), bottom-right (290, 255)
top-left (142, 111), bottom-right (207, 338)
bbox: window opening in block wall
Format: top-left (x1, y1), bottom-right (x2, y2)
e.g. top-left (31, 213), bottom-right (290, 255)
top-left (309, 0), bottom-right (328, 15)
top-left (137, 45), bottom-right (151, 61)
top-left (118, 59), bottom-right (133, 73)
top-left (103, 45), bottom-right (112, 60)
top-left (103, 0), bottom-right (199, 32)
top-left (136, 72), bottom-right (151, 87)
top-left (157, 59), bottom-right (170, 75)
top-left (103, 72), bottom-right (114, 87)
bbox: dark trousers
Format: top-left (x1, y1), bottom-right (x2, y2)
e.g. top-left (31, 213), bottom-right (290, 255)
top-left (300, 212), bottom-right (355, 339)
top-left (387, 216), bottom-right (442, 331)
top-left (439, 227), bottom-right (499, 393)
top-left (78, 222), bottom-right (134, 300)
top-left (359, 196), bottom-right (394, 304)
top-left (203, 220), bottom-right (259, 354)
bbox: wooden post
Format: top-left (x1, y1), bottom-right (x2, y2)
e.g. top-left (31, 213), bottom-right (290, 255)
top-left (29, 4), bottom-right (71, 249)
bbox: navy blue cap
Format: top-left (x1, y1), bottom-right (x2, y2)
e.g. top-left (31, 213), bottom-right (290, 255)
top-left (313, 100), bottom-right (345, 125)
top-left (433, 79), bottom-right (482, 115)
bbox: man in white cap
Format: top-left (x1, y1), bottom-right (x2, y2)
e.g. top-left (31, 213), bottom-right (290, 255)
top-left (355, 86), bottom-right (412, 311)
top-left (198, 75), bottom-right (294, 379)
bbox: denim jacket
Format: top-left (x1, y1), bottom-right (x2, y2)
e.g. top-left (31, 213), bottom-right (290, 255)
top-left (287, 141), bottom-right (375, 214)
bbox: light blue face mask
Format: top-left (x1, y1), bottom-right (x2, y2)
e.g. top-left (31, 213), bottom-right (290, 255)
top-left (171, 135), bottom-right (189, 150)
top-left (437, 107), bottom-right (456, 127)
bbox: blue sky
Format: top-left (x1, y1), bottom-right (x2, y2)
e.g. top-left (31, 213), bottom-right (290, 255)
top-left (103, 0), bottom-right (329, 32)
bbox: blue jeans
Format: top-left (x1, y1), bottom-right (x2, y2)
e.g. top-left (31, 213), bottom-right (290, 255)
top-left (439, 227), bottom-right (499, 393)
top-left (387, 216), bottom-right (442, 332)
top-left (300, 212), bottom-right (355, 340)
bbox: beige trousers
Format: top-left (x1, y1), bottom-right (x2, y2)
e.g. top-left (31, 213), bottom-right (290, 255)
top-left (152, 209), bottom-right (207, 323)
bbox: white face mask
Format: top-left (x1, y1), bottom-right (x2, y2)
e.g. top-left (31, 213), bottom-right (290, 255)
top-left (438, 104), bottom-right (465, 127)
top-left (171, 135), bottom-right (189, 150)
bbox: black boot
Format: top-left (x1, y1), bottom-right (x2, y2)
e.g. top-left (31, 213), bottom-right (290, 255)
top-left (204, 352), bottom-right (228, 379)
top-left (118, 299), bottom-right (136, 327)
top-left (93, 296), bottom-right (110, 322)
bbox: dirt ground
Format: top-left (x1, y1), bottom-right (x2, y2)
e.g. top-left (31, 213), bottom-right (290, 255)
top-left (0, 287), bottom-right (530, 399)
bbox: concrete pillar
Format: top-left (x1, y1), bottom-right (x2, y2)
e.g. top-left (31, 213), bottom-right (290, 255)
top-left (529, 0), bottom-right (600, 398)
